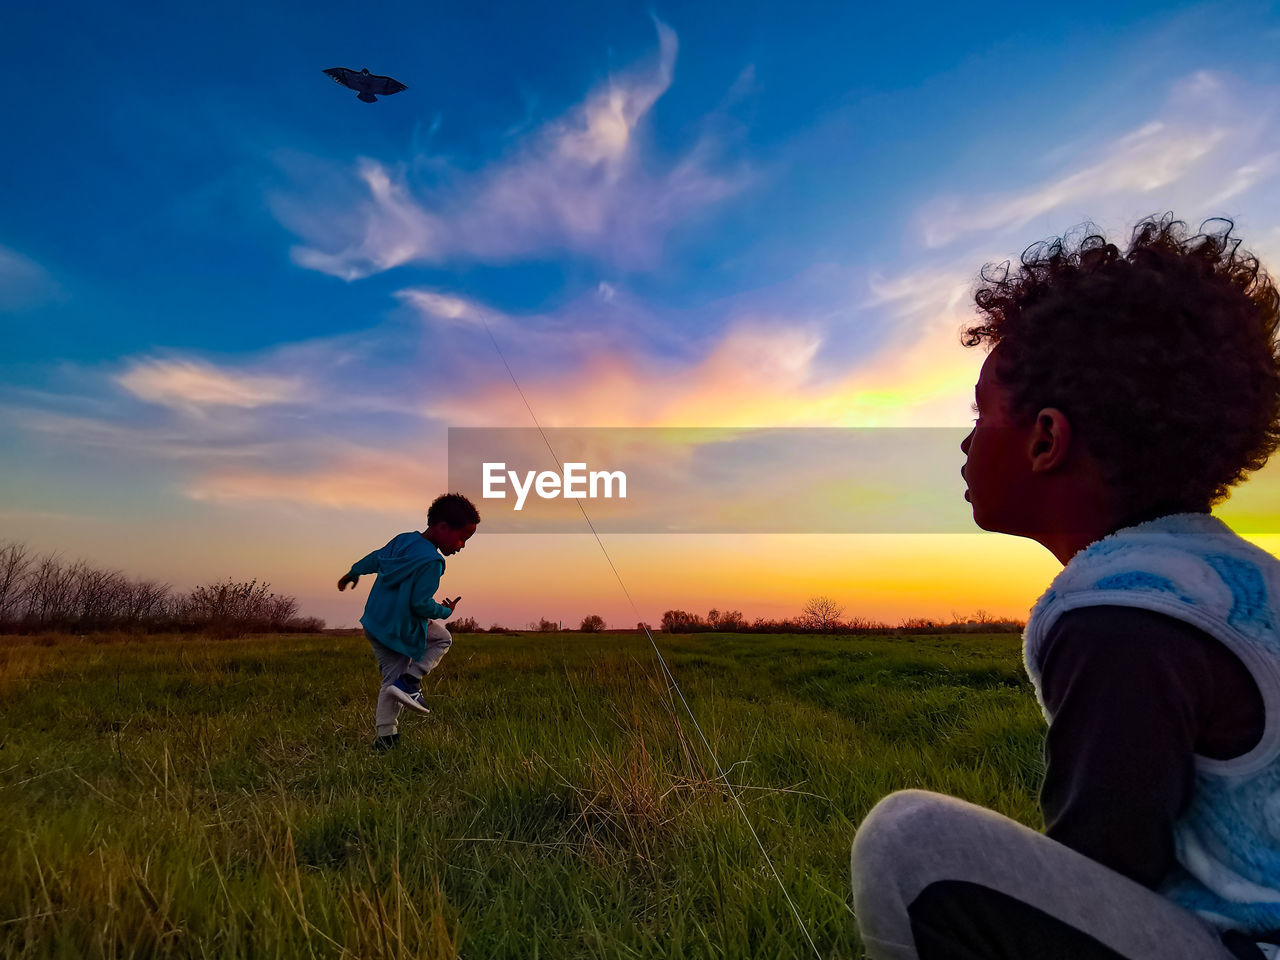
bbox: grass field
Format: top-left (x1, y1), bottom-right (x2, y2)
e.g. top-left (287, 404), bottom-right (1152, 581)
top-left (1, 630), bottom-right (1046, 959)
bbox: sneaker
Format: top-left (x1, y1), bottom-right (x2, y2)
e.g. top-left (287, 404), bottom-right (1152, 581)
top-left (384, 683), bottom-right (430, 714)
top-left (372, 733), bottom-right (400, 752)
top-left (392, 673), bottom-right (421, 695)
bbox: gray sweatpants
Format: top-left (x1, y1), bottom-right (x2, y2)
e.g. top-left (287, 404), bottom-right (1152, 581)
top-left (850, 790), bottom-right (1245, 960)
top-left (366, 621), bottom-right (452, 736)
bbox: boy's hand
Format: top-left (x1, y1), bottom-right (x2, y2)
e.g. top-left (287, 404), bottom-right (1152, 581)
top-left (337, 574), bottom-right (357, 591)
top-left (442, 596), bottom-right (461, 613)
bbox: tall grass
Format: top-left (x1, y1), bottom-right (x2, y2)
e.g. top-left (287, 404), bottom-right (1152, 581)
top-left (0, 631), bottom-right (1044, 958)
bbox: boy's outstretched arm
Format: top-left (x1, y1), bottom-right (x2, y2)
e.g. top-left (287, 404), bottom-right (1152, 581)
top-left (337, 549), bottom-right (381, 591)
top-left (409, 560), bottom-right (455, 620)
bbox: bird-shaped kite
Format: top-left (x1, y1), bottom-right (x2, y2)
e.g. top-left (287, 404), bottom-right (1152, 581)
top-left (323, 67), bottom-right (408, 103)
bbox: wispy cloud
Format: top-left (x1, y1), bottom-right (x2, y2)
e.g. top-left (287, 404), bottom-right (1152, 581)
top-left (6, 406), bottom-right (285, 461)
top-left (918, 71), bottom-right (1280, 249)
top-left (418, 275), bottom-right (979, 430)
top-left (117, 358), bottom-right (307, 413)
top-left (394, 290), bottom-right (494, 328)
top-left (1205, 152), bottom-right (1280, 207)
top-left (395, 281), bottom-right (690, 377)
top-left (186, 448), bottom-right (441, 513)
top-left (273, 18), bottom-right (747, 279)
top-left (0, 245), bottom-right (63, 311)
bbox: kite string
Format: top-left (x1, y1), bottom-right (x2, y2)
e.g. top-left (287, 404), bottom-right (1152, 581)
top-left (478, 317), bottom-right (824, 960)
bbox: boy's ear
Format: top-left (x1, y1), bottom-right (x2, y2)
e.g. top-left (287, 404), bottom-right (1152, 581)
top-left (1027, 407), bottom-right (1073, 472)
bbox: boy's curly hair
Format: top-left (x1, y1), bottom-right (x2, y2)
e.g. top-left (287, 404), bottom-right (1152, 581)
top-left (961, 214), bottom-right (1280, 526)
top-left (427, 492), bottom-right (481, 528)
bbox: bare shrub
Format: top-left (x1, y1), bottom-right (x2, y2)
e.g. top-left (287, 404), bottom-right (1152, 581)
top-left (180, 579), bottom-right (300, 638)
top-left (0, 540), bottom-right (319, 636)
top-left (121, 579), bottom-right (172, 625)
top-left (660, 609), bottom-right (705, 633)
top-left (707, 608), bottom-right (744, 630)
top-left (799, 595), bottom-right (845, 632)
top-left (0, 542), bottom-right (33, 626)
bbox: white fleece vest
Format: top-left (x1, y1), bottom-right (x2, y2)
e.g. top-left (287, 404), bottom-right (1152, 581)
top-left (1022, 512), bottom-right (1280, 935)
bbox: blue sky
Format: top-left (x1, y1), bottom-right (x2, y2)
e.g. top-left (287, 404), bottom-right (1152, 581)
top-left (4, 0), bottom-right (1280, 627)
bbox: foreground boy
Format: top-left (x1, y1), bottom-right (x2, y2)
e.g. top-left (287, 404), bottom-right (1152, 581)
top-left (338, 493), bottom-right (480, 751)
top-left (851, 216), bottom-right (1280, 959)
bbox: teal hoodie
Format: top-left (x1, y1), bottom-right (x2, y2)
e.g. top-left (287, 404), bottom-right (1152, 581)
top-left (348, 532), bottom-right (451, 659)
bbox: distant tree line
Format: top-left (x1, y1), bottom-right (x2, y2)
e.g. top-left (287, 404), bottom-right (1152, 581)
top-left (452, 597), bottom-right (1023, 637)
top-left (448, 614), bottom-right (608, 634)
top-left (0, 541), bottom-right (323, 636)
top-left (446, 617), bottom-right (517, 634)
top-left (659, 596), bottom-right (1025, 635)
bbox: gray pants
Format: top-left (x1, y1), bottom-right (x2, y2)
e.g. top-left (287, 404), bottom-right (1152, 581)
top-left (366, 621), bottom-right (452, 736)
top-left (850, 790), bottom-right (1243, 960)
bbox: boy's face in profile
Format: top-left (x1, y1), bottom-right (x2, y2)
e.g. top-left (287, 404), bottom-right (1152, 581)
top-left (960, 348), bottom-right (1032, 535)
top-left (434, 522), bottom-right (477, 556)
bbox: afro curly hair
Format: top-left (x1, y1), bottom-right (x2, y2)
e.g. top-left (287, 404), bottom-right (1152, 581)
top-left (960, 213), bottom-right (1280, 527)
top-left (426, 492), bottom-right (481, 529)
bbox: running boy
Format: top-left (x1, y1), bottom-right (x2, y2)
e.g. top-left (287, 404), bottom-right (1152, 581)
top-left (851, 216), bottom-right (1280, 959)
top-left (338, 493), bottom-right (480, 751)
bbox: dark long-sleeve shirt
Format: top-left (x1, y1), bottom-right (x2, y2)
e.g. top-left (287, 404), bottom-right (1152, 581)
top-left (1038, 605), bottom-right (1265, 890)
